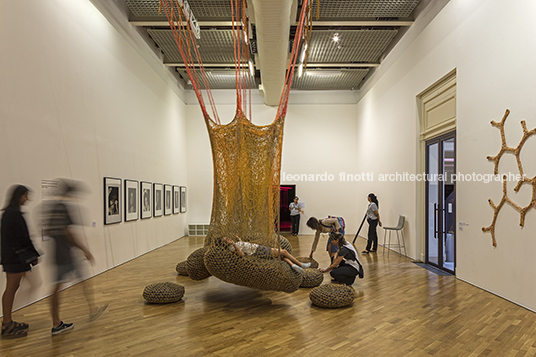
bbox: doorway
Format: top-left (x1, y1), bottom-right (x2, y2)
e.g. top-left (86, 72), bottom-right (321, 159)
top-left (279, 185), bottom-right (296, 232)
top-left (425, 132), bottom-right (455, 273)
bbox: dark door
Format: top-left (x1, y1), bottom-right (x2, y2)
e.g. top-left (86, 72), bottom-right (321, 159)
top-left (279, 185), bottom-right (295, 232)
top-left (426, 132), bottom-right (456, 273)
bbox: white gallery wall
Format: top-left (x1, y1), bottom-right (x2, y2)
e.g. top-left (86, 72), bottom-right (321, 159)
top-left (0, 0), bottom-right (188, 312)
top-left (354, 0), bottom-right (536, 311)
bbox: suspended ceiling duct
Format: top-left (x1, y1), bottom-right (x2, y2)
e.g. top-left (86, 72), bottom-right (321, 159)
top-left (251, 0), bottom-right (293, 106)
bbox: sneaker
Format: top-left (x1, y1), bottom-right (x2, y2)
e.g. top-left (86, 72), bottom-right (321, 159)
top-left (301, 262), bottom-right (311, 269)
top-left (1, 321), bottom-right (28, 339)
top-left (90, 304), bottom-right (110, 322)
top-left (291, 264), bottom-right (304, 273)
top-left (51, 321), bottom-right (74, 336)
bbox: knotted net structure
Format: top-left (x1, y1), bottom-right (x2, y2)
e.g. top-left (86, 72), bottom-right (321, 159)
top-left (160, 0), bottom-right (314, 292)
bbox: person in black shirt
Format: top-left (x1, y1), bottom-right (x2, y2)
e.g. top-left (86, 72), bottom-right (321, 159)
top-left (1, 185), bottom-right (39, 338)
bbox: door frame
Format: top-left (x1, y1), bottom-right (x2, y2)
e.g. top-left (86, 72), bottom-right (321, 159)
top-left (425, 131), bottom-right (456, 273)
top-left (416, 69), bottom-right (456, 265)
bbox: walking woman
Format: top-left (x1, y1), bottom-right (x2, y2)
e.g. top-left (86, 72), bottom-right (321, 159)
top-left (1, 185), bottom-right (40, 338)
top-left (362, 193), bottom-right (382, 254)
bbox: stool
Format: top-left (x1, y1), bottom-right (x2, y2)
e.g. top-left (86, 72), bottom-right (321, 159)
top-left (175, 261), bottom-right (188, 276)
top-left (309, 284), bottom-right (355, 308)
top-left (382, 215), bottom-right (406, 257)
top-left (143, 282), bottom-right (185, 303)
top-left (300, 268), bottom-right (323, 288)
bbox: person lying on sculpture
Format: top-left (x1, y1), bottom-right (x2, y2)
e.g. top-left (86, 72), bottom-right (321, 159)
top-left (221, 235), bottom-right (310, 273)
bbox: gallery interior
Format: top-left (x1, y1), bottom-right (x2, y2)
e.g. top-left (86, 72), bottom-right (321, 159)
top-left (1, 0), bottom-right (536, 355)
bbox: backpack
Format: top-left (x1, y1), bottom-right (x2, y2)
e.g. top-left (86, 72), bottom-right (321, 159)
top-left (328, 215), bottom-right (345, 234)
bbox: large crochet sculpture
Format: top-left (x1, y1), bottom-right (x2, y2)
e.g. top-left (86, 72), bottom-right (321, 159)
top-left (160, 0), bottom-right (313, 292)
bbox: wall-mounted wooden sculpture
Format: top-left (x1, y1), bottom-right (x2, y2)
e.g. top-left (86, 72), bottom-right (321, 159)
top-left (482, 109), bottom-right (536, 246)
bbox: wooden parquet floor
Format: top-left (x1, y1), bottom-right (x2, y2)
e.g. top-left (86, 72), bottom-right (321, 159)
top-left (2, 234), bottom-right (536, 357)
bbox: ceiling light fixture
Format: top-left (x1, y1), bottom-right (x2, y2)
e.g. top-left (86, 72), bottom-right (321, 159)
top-left (248, 59), bottom-right (255, 77)
top-left (300, 43), bottom-right (308, 63)
top-left (332, 33), bottom-right (340, 42)
top-left (306, 70), bottom-right (341, 76)
top-left (298, 63), bottom-right (303, 78)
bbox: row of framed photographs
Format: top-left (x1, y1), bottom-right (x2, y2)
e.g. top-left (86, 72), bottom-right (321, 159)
top-left (104, 177), bottom-right (186, 225)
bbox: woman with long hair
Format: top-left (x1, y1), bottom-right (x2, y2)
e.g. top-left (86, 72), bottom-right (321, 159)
top-left (1, 185), bottom-right (39, 338)
top-left (363, 193), bottom-right (382, 254)
top-left (319, 232), bottom-right (363, 285)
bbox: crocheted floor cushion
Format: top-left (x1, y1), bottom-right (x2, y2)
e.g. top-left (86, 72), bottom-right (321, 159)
top-left (186, 248), bottom-right (212, 280)
top-left (300, 268), bottom-right (324, 288)
top-left (175, 261), bottom-right (188, 276)
top-left (143, 282), bottom-right (185, 303)
top-left (309, 284), bottom-right (355, 308)
top-left (204, 246), bottom-right (303, 293)
top-left (278, 236), bottom-right (292, 254)
top-left (296, 257), bottom-right (319, 269)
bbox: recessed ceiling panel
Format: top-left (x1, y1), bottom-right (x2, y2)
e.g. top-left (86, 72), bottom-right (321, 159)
top-left (177, 69), bottom-right (256, 89)
top-left (292, 68), bottom-right (369, 90)
top-left (315, 0), bottom-right (420, 19)
top-left (148, 29), bottom-right (237, 63)
top-left (125, 0), bottom-right (233, 19)
top-left (307, 29), bottom-right (398, 63)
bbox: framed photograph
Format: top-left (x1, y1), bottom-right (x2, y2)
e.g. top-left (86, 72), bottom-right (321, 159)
top-left (104, 177), bottom-right (122, 225)
top-left (173, 185), bottom-right (180, 214)
top-left (140, 181), bottom-right (152, 219)
top-left (124, 179), bottom-right (139, 222)
top-left (180, 186), bottom-right (187, 213)
top-left (164, 184), bottom-right (172, 216)
top-left (153, 183), bottom-right (163, 217)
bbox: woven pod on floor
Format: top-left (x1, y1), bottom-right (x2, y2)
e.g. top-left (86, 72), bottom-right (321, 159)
top-left (300, 268), bottom-right (324, 288)
top-left (278, 236), bottom-right (292, 254)
top-left (309, 284), bottom-right (355, 308)
top-left (186, 248), bottom-right (211, 280)
top-left (204, 246), bottom-right (303, 293)
top-left (175, 261), bottom-right (188, 276)
top-left (143, 282), bottom-right (185, 304)
top-left (296, 257), bottom-right (319, 269)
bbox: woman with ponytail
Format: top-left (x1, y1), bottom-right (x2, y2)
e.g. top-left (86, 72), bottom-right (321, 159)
top-left (319, 232), bottom-right (363, 285)
top-left (362, 193), bottom-right (382, 254)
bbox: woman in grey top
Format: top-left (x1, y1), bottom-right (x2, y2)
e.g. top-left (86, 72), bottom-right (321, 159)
top-left (363, 193), bottom-right (382, 254)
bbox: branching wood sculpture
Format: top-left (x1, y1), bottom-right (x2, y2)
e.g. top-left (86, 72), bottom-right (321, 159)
top-left (482, 109), bottom-right (536, 246)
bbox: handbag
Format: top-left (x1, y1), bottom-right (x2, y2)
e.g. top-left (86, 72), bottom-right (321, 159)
top-left (15, 248), bottom-right (39, 264)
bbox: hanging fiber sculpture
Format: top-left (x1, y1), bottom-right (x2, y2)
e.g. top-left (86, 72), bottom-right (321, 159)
top-left (160, 0), bottom-right (313, 292)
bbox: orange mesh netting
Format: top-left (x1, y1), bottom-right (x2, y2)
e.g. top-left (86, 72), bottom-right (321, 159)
top-left (160, 0), bottom-right (312, 292)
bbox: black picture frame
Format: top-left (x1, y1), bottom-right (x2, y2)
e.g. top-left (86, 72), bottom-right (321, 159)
top-left (104, 177), bottom-right (122, 225)
top-left (164, 184), bottom-right (172, 216)
top-left (153, 183), bottom-right (163, 217)
top-left (124, 179), bottom-right (139, 222)
top-left (173, 185), bottom-right (180, 214)
top-left (140, 181), bottom-right (152, 219)
top-left (180, 186), bottom-right (187, 213)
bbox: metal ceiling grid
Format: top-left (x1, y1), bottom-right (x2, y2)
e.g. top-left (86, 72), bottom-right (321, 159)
top-left (292, 69), bottom-right (369, 90)
top-left (315, 0), bottom-right (420, 19)
top-left (177, 69), bottom-right (255, 89)
top-left (307, 29), bottom-right (398, 63)
top-left (125, 0), bottom-right (233, 19)
top-left (147, 29), bottom-right (237, 63)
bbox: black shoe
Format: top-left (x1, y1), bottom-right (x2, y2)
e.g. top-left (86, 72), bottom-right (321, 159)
top-left (358, 265), bottom-right (365, 279)
top-left (51, 321), bottom-right (74, 336)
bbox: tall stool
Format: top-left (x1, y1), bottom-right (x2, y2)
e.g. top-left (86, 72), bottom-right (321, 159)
top-left (382, 215), bottom-right (406, 256)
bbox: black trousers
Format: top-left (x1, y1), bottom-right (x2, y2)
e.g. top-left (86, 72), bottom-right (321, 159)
top-left (290, 214), bottom-right (300, 234)
top-left (330, 264), bottom-right (358, 285)
top-left (365, 218), bottom-right (379, 251)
